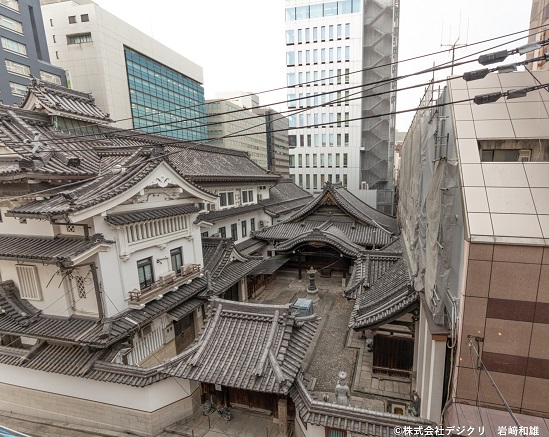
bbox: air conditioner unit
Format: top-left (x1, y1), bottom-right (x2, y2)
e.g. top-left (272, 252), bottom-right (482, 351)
top-left (259, 220), bottom-right (266, 228)
top-left (158, 271), bottom-right (175, 284)
top-left (361, 181), bottom-right (369, 190)
top-left (518, 149), bottom-right (531, 162)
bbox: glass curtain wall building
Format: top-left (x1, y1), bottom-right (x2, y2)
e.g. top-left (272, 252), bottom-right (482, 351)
top-left (125, 48), bottom-right (207, 141)
top-left (285, 0), bottom-right (399, 214)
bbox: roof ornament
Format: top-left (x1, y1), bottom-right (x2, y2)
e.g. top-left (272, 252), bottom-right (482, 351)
top-left (22, 131), bottom-right (44, 155)
top-left (335, 371), bottom-right (351, 406)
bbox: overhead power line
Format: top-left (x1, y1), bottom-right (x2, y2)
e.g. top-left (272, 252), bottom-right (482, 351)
top-left (5, 29), bottom-right (546, 154)
top-left (10, 24), bottom-right (548, 148)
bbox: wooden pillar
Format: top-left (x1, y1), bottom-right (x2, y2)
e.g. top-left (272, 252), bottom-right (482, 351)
top-left (297, 250), bottom-right (302, 281)
top-left (278, 398), bottom-right (288, 437)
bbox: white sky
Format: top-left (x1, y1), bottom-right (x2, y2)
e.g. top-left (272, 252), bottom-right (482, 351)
top-left (93, 0), bottom-right (532, 132)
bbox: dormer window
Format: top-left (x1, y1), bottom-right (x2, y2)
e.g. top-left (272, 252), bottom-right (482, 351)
top-left (53, 116), bottom-right (103, 137)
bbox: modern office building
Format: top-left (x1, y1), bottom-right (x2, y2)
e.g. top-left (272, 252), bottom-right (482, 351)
top-left (0, 0), bottom-right (66, 105)
top-left (40, 0), bottom-right (207, 141)
top-left (255, 108), bottom-right (290, 177)
top-left (527, 0), bottom-right (549, 70)
top-left (206, 99), bottom-right (269, 169)
top-left (215, 90), bottom-right (259, 109)
top-left (285, 0), bottom-right (399, 213)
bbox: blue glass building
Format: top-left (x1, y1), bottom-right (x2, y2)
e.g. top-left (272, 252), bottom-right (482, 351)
top-left (124, 47), bottom-right (207, 141)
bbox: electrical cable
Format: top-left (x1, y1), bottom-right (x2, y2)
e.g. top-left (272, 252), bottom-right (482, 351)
top-left (9, 25), bottom-right (548, 148)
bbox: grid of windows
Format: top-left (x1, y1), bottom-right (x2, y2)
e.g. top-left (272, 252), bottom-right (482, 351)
top-left (286, 0), bottom-right (360, 21)
top-left (124, 47), bottom-right (207, 141)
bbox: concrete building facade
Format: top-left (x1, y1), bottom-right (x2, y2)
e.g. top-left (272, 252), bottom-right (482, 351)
top-left (399, 71), bottom-right (549, 431)
top-left (206, 99), bottom-right (269, 169)
top-left (527, 0), bottom-right (549, 70)
top-left (40, 0), bottom-right (207, 141)
top-left (0, 0), bottom-right (66, 105)
top-left (285, 0), bottom-right (399, 213)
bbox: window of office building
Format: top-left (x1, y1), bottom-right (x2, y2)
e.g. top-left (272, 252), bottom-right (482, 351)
top-left (1, 36), bottom-right (25, 55)
top-left (313, 174), bottom-right (318, 189)
top-left (5, 59), bottom-right (28, 76)
top-left (67, 33), bottom-right (92, 44)
top-left (286, 29), bottom-right (294, 44)
top-left (289, 155), bottom-right (295, 167)
top-left (124, 47), bottom-right (207, 141)
top-left (0, 0), bottom-right (19, 12)
top-left (306, 174), bottom-right (311, 189)
top-left (81, 14), bottom-right (89, 22)
top-left (40, 71), bottom-right (61, 85)
top-left (0, 14), bottom-right (22, 33)
top-left (68, 15), bottom-right (76, 24)
top-left (9, 81), bottom-right (26, 96)
top-left (343, 153), bottom-right (348, 167)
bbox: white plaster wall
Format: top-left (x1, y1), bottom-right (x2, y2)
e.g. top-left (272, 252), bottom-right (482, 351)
top-left (41, 1), bottom-right (203, 129)
top-left (0, 211), bottom-right (55, 236)
top-left (0, 363), bottom-right (198, 412)
top-left (1, 260), bottom-right (74, 317)
top-left (207, 210), bottom-right (271, 243)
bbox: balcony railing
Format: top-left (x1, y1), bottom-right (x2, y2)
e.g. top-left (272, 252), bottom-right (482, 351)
top-left (128, 264), bottom-right (202, 308)
top-left (127, 325), bottom-right (164, 366)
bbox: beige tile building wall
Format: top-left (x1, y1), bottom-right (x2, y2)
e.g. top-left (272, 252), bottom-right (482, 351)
top-left (456, 243), bottom-right (549, 417)
top-left (0, 381), bottom-right (200, 436)
top-left (528, 0), bottom-right (549, 70)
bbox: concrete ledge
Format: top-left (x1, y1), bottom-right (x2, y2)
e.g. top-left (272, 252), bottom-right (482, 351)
top-left (0, 412), bottom-right (136, 437)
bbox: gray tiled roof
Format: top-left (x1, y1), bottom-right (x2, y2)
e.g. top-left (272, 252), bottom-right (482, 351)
top-left (286, 182), bottom-right (398, 234)
top-left (344, 254), bottom-right (401, 299)
top-left (168, 298), bottom-right (204, 321)
top-left (166, 144), bottom-right (280, 182)
top-left (165, 298), bottom-right (319, 394)
top-left (235, 238), bottom-right (267, 253)
top-left (0, 341), bottom-right (168, 387)
top-left (0, 281), bottom-right (98, 343)
top-left (195, 203), bottom-right (264, 224)
top-left (105, 204), bottom-right (200, 226)
top-left (275, 223), bottom-right (364, 258)
top-left (290, 373), bottom-right (432, 436)
top-left (261, 179), bottom-right (312, 217)
top-left (254, 220), bottom-right (393, 248)
top-left (0, 110), bottom-right (102, 179)
top-left (0, 233), bottom-right (113, 265)
top-left (349, 259), bottom-right (418, 330)
top-left (20, 79), bottom-right (111, 122)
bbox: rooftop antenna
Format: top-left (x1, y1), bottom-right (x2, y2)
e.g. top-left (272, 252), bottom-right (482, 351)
top-left (441, 11), bottom-right (468, 75)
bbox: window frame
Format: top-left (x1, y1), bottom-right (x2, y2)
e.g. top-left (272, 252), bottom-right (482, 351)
top-left (170, 247), bottom-right (183, 273)
top-left (1, 36), bottom-right (26, 56)
top-left (230, 223), bottom-right (238, 241)
top-left (0, 0), bottom-right (19, 12)
top-left (241, 220), bottom-right (247, 237)
top-left (67, 33), bottom-right (92, 44)
top-left (68, 15), bottom-right (76, 24)
top-left (137, 257), bottom-right (154, 290)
